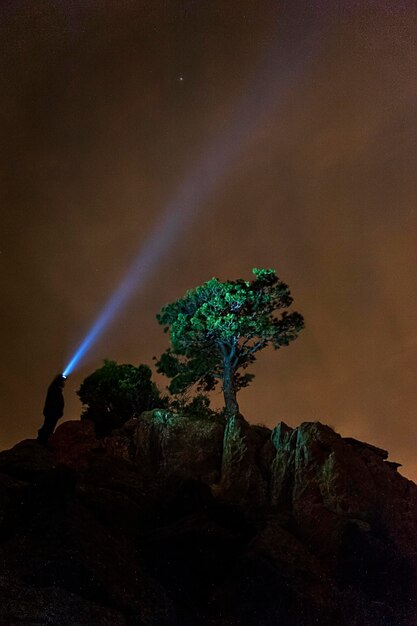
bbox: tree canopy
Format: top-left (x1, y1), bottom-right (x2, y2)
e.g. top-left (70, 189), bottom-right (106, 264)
top-left (77, 359), bottom-right (164, 436)
top-left (156, 268), bottom-right (304, 417)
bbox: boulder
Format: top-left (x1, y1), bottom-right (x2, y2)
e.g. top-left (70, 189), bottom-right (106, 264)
top-left (270, 421), bottom-right (417, 622)
top-left (270, 421), bottom-right (296, 508)
top-left (49, 420), bottom-right (100, 470)
top-left (219, 415), bottom-right (270, 508)
top-left (0, 417), bottom-right (416, 625)
top-left (134, 409), bottom-right (225, 484)
top-left (0, 439), bottom-right (57, 480)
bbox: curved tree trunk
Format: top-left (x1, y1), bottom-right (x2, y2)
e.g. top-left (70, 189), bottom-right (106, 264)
top-left (222, 360), bottom-right (239, 418)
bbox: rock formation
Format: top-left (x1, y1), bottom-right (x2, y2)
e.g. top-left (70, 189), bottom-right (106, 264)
top-left (0, 411), bottom-right (415, 625)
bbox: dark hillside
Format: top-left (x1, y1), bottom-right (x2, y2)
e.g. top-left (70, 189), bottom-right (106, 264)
top-left (0, 413), bottom-right (416, 625)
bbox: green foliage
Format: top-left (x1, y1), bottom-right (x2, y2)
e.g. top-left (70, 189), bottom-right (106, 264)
top-left (169, 393), bottom-right (226, 424)
top-left (156, 268), bottom-right (304, 416)
top-left (77, 359), bottom-right (166, 436)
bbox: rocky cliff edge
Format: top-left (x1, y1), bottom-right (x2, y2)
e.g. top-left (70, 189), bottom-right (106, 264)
top-left (0, 412), bottom-right (416, 625)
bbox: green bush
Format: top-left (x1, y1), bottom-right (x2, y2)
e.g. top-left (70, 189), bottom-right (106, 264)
top-left (169, 393), bottom-right (225, 424)
top-left (78, 359), bottom-right (166, 436)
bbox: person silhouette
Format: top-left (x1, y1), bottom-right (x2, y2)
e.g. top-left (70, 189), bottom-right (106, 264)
top-left (37, 374), bottom-right (66, 444)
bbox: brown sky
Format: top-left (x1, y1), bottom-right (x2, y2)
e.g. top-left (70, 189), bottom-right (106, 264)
top-left (1, 1), bottom-right (416, 481)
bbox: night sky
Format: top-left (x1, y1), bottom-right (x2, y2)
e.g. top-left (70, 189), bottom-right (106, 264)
top-left (1, 1), bottom-right (416, 481)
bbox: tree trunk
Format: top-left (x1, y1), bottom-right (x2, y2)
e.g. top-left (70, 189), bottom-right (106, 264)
top-left (222, 360), bottom-right (239, 418)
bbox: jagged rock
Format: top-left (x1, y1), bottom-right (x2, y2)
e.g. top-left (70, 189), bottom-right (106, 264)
top-left (134, 409), bottom-right (225, 484)
top-left (0, 417), bottom-right (416, 625)
top-left (286, 423), bottom-right (417, 547)
top-left (343, 436), bottom-right (389, 459)
top-left (385, 460), bottom-right (402, 470)
top-left (251, 424), bottom-right (276, 478)
top-left (270, 421), bottom-right (296, 507)
top-left (271, 421), bottom-right (294, 449)
top-left (50, 420), bottom-right (100, 469)
top-left (219, 415), bottom-right (270, 508)
top-left (270, 421), bottom-right (417, 623)
top-left (51, 419), bottom-right (137, 469)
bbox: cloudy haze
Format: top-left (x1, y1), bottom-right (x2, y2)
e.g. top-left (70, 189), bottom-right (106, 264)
top-left (1, 1), bottom-right (416, 480)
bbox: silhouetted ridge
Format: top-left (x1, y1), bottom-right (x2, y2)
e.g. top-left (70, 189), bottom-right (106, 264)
top-left (0, 413), bottom-right (415, 625)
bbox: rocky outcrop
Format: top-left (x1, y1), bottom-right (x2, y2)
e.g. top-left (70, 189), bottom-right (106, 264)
top-left (219, 415), bottom-right (272, 508)
top-left (49, 420), bottom-right (100, 469)
top-left (0, 414), bottom-right (415, 625)
top-left (269, 421), bottom-right (417, 624)
top-left (134, 410), bottom-right (224, 484)
top-left (270, 421), bottom-right (417, 550)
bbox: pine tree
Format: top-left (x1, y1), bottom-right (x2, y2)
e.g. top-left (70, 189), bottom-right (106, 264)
top-left (156, 268), bottom-right (304, 418)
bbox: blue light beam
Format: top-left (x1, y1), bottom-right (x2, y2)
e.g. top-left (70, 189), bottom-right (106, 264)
top-left (63, 30), bottom-right (322, 377)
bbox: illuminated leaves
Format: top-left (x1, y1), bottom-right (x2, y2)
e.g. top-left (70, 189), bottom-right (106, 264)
top-left (77, 359), bottom-right (164, 436)
top-left (156, 268), bottom-right (304, 412)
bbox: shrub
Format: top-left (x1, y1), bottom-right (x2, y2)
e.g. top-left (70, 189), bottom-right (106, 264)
top-left (78, 359), bottom-right (166, 436)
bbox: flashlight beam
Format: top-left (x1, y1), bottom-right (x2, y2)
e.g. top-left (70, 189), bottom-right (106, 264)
top-left (63, 31), bottom-right (321, 377)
